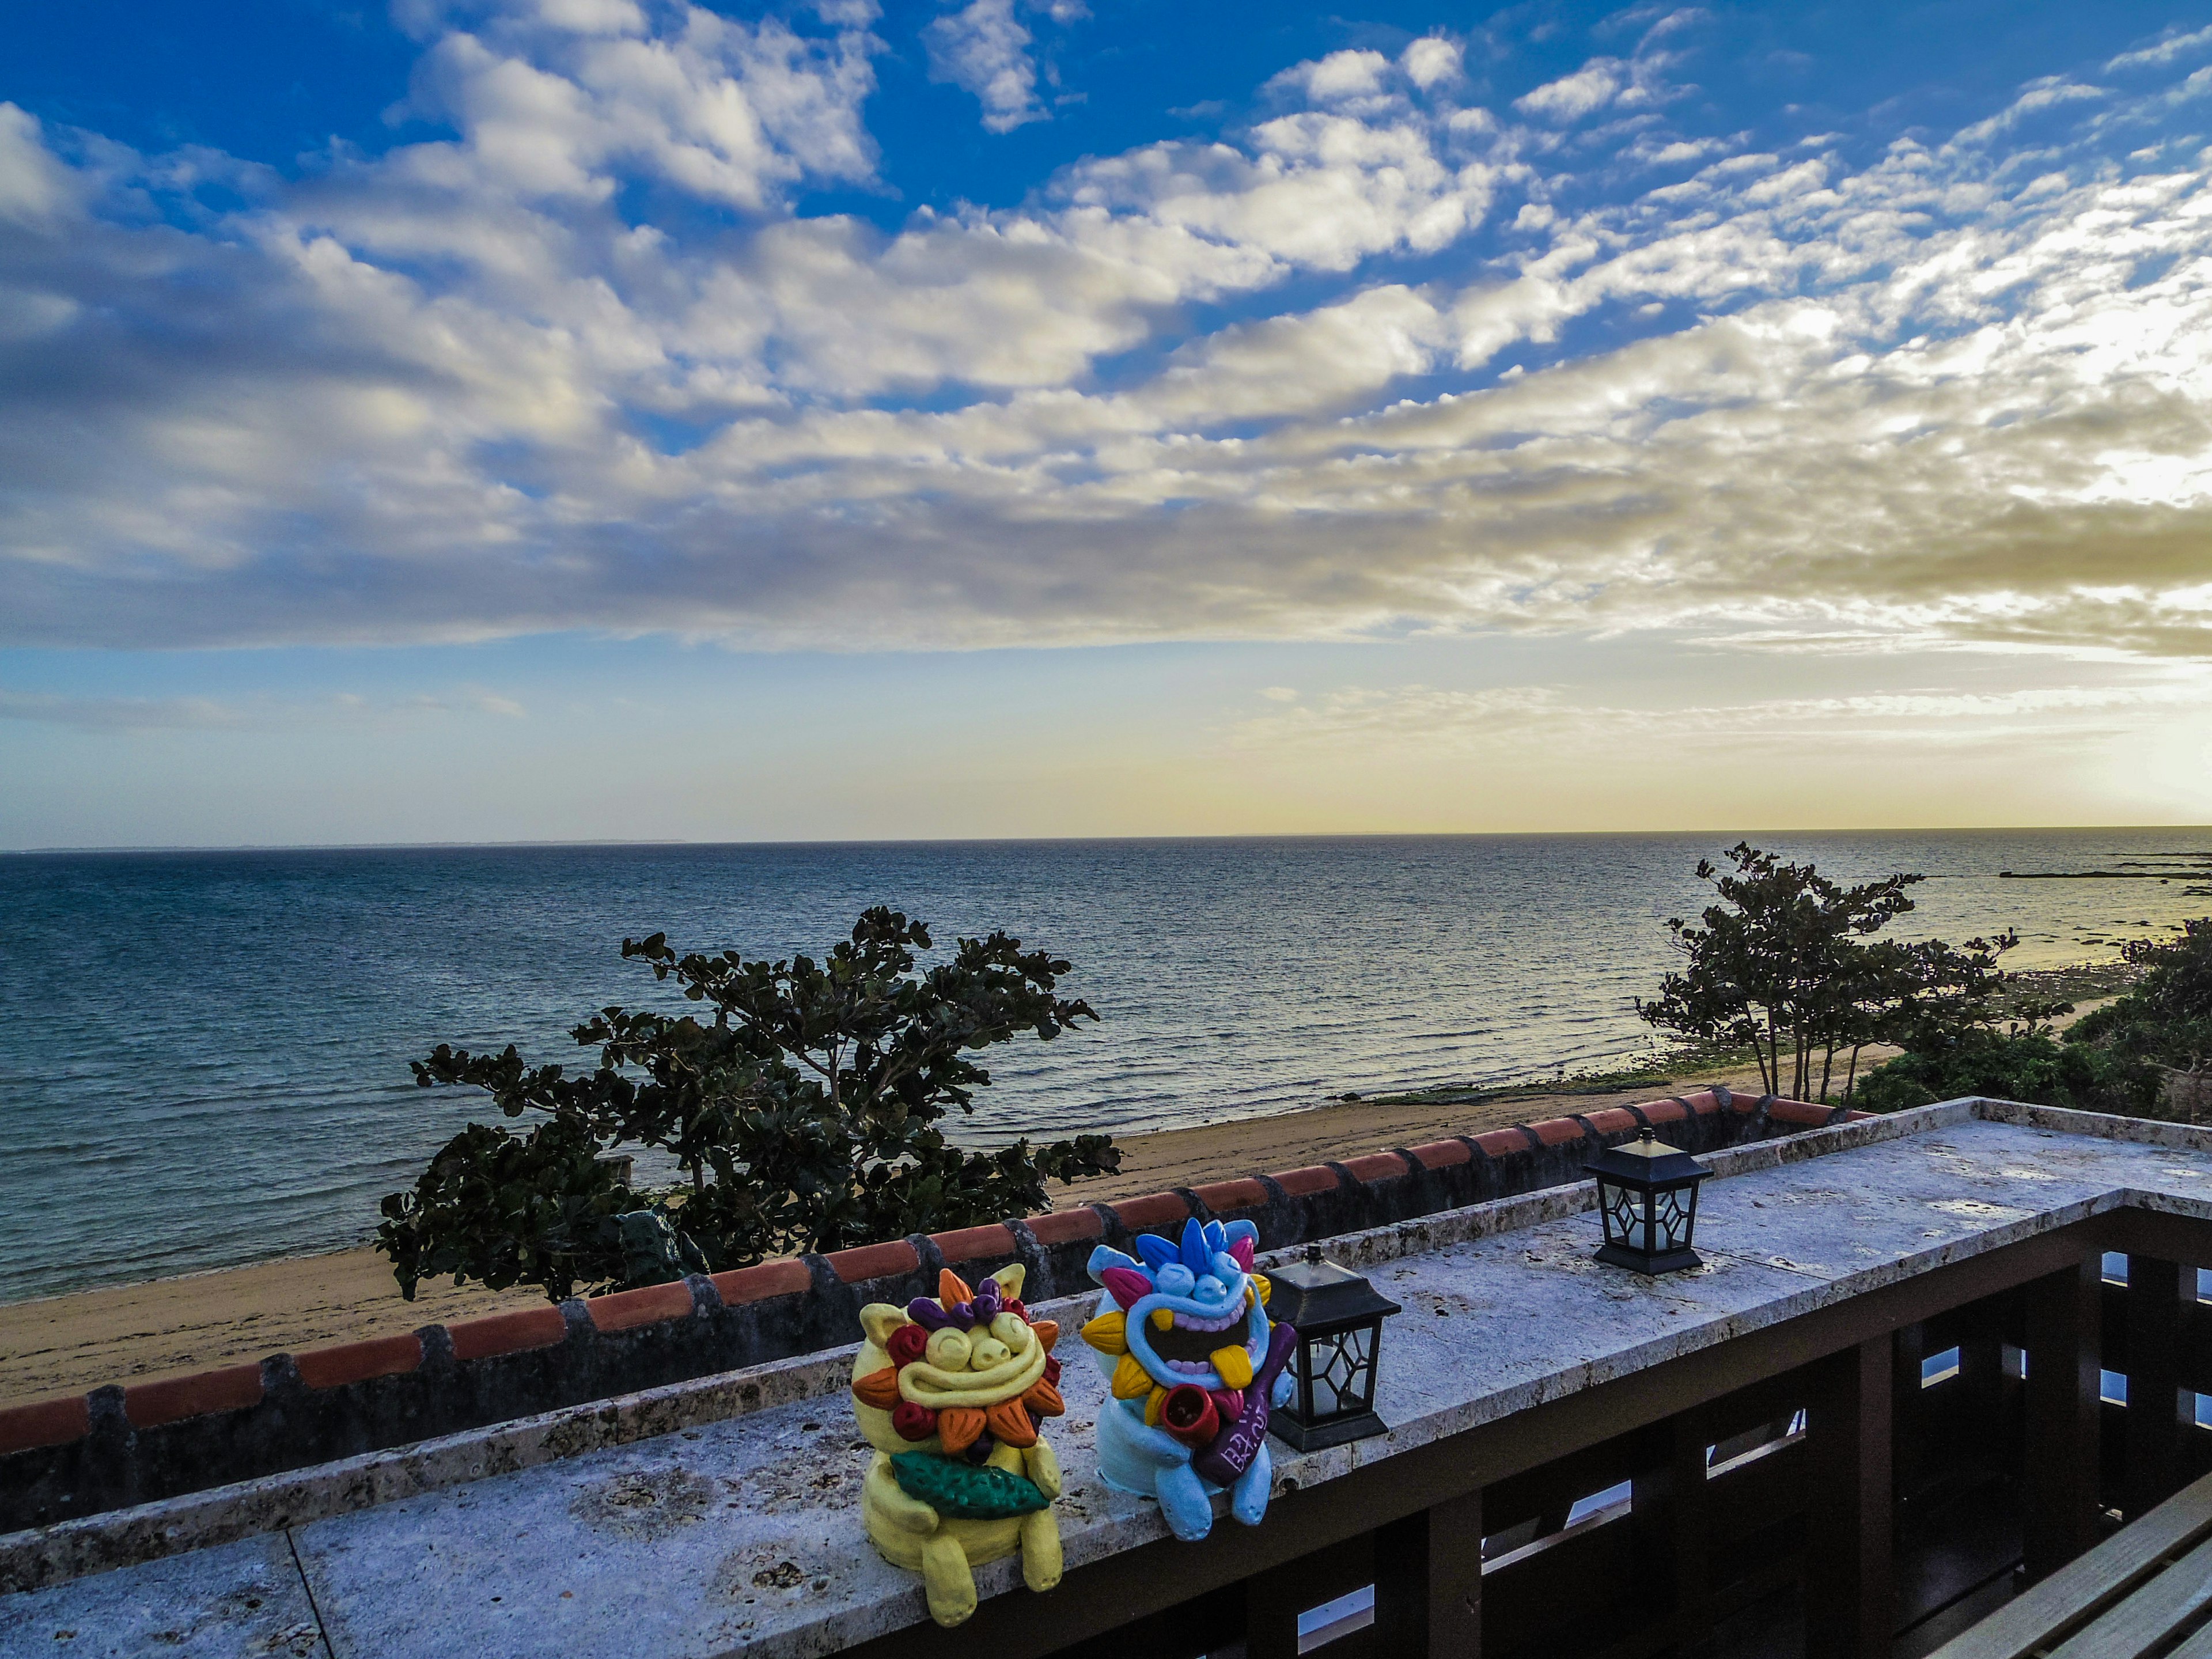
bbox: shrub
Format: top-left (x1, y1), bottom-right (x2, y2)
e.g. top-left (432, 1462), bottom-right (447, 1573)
top-left (1854, 1027), bottom-right (2160, 1118)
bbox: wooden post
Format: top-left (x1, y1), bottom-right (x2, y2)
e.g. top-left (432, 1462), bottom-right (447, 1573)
top-left (1891, 1321), bottom-right (1925, 1505)
top-left (2125, 1255), bottom-right (2189, 1521)
top-left (1630, 1414), bottom-right (1711, 1652)
top-left (1240, 1556), bottom-right (1304, 1659)
top-left (1372, 1488), bottom-right (1483, 1658)
top-left (2023, 1256), bottom-right (2103, 1580)
top-left (1805, 1337), bottom-right (1893, 1659)
top-left (1956, 1299), bottom-right (2006, 1472)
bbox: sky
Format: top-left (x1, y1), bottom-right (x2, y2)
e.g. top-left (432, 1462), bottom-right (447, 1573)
top-left (3, 1), bottom-right (2212, 847)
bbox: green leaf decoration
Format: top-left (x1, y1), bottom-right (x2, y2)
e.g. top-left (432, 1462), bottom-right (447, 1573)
top-left (889, 1453), bottom-right (1049, 1520)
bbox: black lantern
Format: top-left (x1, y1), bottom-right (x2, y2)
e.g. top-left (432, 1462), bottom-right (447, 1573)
top-left (1263, 1245), bottom-right (1403, 1450)
top-left (1587, 1127), bottom-right (1710, 1274)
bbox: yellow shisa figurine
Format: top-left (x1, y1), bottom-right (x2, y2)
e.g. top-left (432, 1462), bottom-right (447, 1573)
top-left (850, 1265), bottom-right (1067, 1627)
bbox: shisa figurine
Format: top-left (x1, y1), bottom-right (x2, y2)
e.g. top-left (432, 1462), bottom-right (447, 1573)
top-left (1080, 1218), bottom-right (1297, 1541)
top-left (850, 1266), bottom-right (1067, 1628)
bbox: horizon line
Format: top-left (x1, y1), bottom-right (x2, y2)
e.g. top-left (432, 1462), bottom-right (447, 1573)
top-left (7, 824), bottom-right (2212, 857)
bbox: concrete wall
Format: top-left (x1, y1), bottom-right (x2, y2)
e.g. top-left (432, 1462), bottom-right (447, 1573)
top-left (0, 1087), bottom-right (1849, 1533)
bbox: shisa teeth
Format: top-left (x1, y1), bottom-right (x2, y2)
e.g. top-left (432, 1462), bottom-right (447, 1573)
top-left (1172, 1308), bottom-right (1241, 1333)
top-left (1166, 1358), bottom-right (1212, 1374)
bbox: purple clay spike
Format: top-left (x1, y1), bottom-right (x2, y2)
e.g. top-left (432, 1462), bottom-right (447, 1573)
top-left (907, 1298), bottom-right (952, 1331)
top-left (950, 1301), bottom-right (978, 1331)
top-left (973, 1279), bottom-right (1001, 1313)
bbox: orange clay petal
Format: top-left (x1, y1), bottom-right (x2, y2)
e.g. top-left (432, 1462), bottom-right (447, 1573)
top-left (852, 1366), bottom-right (902, 1410)
top-left (984, 1397), bottom-right (1036, 1448)
top-left (936, 1407), bottom-right (987, 1454)
top-left (1079, 1310), bottom-right (1126, 1354)
top-left (1028, 1319), bottom-right (1059, 1354)
top-left (938, 1268), bottom-right (974, 1306)
top-left (1022, 1378), bottom-right (1066, 1418)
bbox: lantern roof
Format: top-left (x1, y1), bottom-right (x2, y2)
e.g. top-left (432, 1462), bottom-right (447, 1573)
top-left (1263, 1245), bottom-right (1403, 1332)
top-left (1586, 1128), bottom-right (1707, 1188)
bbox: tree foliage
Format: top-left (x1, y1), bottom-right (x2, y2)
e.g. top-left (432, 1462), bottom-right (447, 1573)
top-left (2067, 918), bottom-right (2212, 1119)
top-left (1635, 843), bottom-right (2031, 1100)
top-left (1851, 1026), bottom-right (2159, 1118)
top-left (377, 907), bottom-right (1120, 1302)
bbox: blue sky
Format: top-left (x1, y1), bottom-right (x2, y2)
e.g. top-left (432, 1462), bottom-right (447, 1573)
top-left (4, 1), bottom-right (2212, 845)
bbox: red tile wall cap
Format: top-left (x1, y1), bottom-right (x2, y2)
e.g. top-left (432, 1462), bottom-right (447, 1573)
top-left (1406, 1139), bottom-right (1472, 1171)
top-left (827, 1239), bottom-right (921, 1285)
top-left (125, 1362), bottom-right (265, 1430)
top-left (1522, 1116), bottom-right (1589, 1149)
top-left (1579, 1107), bottom-right (1642, 1136)
top-left (930, 1224), bottom-right (1016, 1265)
top-left (1764, 1099), bottom-right (1835, 1127)
top-left (1637, 1098), bottom-right (1691, 1125)
top-left (1845, 1109), bottom-right (1876, 1121)
top-left (1191, 1177), bottom-right (1270, 1214)
top-left (1471, 1128), bottom-right (1529, 1159)
top-left (709, 1259), bottom-right (812, 1305)
top-left (1341, 1152), bottom-right (1409, 1183)
top-left (586, 1280), bottom-right (699, 1335)
top-left (1113, 1192), bottom-right (1192, 1233)
top-left (296, 1332), bottom-right (423, 1392)
top-left (1680, 1090), bottom-right (1721, 1115)
top-left (446, 1304), bottom-right (569, 1364)
top-left (0, 1395), bottom-right (91, 1455)
top-left (1269, 1164), bottom-right (1343, 1198)
top-left (1025, 1209), bottom-right (1104, 1248)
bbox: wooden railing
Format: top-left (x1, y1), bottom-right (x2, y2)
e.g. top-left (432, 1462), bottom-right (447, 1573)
top-left (840, 1212), bottom-right (2212, 1659)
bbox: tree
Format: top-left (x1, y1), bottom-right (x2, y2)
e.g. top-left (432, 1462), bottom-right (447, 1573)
top-left (2068, 919), bottom-right (2212, 1120)
top-left (1637, 843), bottom-right (1926, 1099)
top-left (377, 907), bottom-right (1121, 1302)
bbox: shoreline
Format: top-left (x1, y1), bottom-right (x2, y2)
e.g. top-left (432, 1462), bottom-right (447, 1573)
top-left (0, 1055), bottom-right (1802, 1408)
top-left (5, 975), bottom-right (2133, 1410)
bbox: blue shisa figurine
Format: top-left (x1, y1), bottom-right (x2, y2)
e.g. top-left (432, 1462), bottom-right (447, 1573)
top-left (1078, 1218), bottom-right (1297, 1540)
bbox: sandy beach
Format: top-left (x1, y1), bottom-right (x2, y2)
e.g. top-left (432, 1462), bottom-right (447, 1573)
top-left (0, 1059), bottom-right (1813, 1410)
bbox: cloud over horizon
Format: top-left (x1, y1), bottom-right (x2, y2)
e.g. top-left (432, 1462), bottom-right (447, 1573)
top-left (5, 3), bottom-right (2212, 672)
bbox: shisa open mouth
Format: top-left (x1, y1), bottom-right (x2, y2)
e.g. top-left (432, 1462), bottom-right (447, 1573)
top-left (1143, 1304), bottom-right (1262, 1373)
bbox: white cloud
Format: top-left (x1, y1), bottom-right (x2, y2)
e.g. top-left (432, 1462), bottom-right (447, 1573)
top-left (5, 13), bottom-right (2212, 675)
top-left (1400, 37), bottom-right (1463, 92)
top-left (1514, 62), bottom-right (1621, 123)
top-left (2108, 24), bottom-right (2212, 73)
top-left (925, 0), bottom-right (1045, 132)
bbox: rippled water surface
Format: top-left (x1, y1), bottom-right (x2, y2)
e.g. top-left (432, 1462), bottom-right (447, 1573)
top-left (4, 830), bottom-right (2207, 1301)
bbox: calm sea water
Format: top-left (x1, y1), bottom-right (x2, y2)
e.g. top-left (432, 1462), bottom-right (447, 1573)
top-left (3, 830), bottom-right (2209, 1302)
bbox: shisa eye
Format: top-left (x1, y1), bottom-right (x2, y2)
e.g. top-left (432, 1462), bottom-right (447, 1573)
top-left (1155, 1264), bottom-right (1196, 1298)
top-left (1193, 1275), bottom-right (1229, 1305)
top-left (989, 1312), bottom-right (1032, 1351)
top-left (925, 1328), bottom-right (973, 1371)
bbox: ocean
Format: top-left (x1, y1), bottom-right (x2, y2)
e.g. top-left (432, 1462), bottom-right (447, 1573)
top-left (3, 829), bottom-right (2208, 1303)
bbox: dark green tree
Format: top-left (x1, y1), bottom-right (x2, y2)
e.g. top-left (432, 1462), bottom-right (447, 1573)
top-left (377, 908), bottom-right (1120, 1302)
top-left (2068, 919), bottom-right (2212, 1120)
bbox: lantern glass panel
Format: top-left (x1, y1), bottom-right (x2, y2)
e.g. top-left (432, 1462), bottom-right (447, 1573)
top-left (1603, 1180), bottom-right (1643, 1248)
top-left (1306, 1323), bottom-right (1378, 1421)
top-left (1654, 1185), bottom-right (1694, 1253)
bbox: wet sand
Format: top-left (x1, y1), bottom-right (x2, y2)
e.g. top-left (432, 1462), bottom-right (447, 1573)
top-left (0, 1056), bottom-right (1806, 1408)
